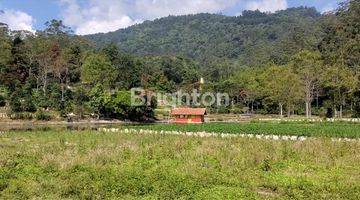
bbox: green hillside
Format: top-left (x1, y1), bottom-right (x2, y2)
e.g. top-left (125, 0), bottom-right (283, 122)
top-left (86, 7), bottom-right (324, 66)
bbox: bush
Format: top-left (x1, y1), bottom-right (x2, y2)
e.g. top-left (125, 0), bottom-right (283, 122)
top-left (214, 106), bottom-right (230, 114)
top-left (35, 110), bottom-right (52, 121)
top-left (9, 90), bottom-right (36, 112)
top-left (154, 109), bottom-right (170, 117)
top-left (9, 94), bottom-right (22, 113)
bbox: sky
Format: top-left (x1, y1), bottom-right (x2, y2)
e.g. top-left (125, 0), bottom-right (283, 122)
top-left (0, 0), bottom-right (343, 35)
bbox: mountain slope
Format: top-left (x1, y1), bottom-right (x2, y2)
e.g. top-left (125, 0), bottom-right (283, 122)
top-left (86, 7), bottom-right (324, 66)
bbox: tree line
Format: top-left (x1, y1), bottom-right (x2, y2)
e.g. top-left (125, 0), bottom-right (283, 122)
top-left (0, 0), bottom-right (359, 120)
top-left (0, 20), bottom-right (201, 121)
top-left (206, 0), bottom-right (360, 118)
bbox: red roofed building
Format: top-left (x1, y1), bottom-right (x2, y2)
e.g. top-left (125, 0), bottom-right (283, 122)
top-left (171, 108), bottom-right (207, 124)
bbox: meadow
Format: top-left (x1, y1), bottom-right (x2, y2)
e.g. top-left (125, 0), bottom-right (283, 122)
top-left (1, 128), bottom-right (360, 199)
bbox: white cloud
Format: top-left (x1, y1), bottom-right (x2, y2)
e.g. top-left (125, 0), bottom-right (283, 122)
top-left (75, 16), bottom-right (136, 35)
top-left (245, 0), bottom-right (287, 13)
top-left (0, 9), bottom-right (35, 32)
top-left (321, 3), bottom-right (336, 13)
top-left (60, 0), bottom-right (238, 35)
top-left (60, 0), bottom-right (138, 35)
top-left (134, 0), bottom-right (237, 19)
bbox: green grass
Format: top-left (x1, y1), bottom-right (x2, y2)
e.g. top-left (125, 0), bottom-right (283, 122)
top-left (124, 122), bottom-right (360, 138)
top-left (1, 130), bottom-right (360, 199)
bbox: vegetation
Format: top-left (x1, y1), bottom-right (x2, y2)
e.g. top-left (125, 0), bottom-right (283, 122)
top-left (126, 122), bottom-right (360, 138)
top-left (0, 129), bottom-right (359, 199)
top-left (1, 2), bottom-right (359, 199)
top-left (0, 1), bottom-right (359, 121)
top-left (87, 7), bottom-right (323, 66)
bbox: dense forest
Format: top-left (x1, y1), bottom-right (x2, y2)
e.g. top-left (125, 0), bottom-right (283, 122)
top-left (0, 0), bottom-right (359, 121)
top-left (86, 7), bottom-right (324, 67)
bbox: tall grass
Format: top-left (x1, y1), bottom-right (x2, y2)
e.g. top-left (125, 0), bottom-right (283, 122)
top-left (1, 130), bottom-right (360, 199)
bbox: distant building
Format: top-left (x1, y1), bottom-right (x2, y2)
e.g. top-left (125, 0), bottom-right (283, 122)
top-left (171, 108), bottom-right (207, 124)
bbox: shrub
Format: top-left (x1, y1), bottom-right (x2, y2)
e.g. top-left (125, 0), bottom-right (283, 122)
top-left (35, 110), bottom-right (52, 121)
top-left (216, 106), bottom-right (230, 114)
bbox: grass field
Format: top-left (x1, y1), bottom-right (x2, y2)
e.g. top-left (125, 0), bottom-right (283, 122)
top-left (125, 122), bottom-right (360, 138)
top-left (1, 129), bottom-right (360, 199)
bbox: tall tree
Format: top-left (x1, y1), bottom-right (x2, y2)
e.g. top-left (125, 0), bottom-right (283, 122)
top-left (0, 23), bottom-right (11, 86)
top-left (319, 0), bottom-right (360, 69)
top-left (231, 67), bottom-right (264, 113)
top-left (291, 50), bottom-right (323, 118)
top-left (263, 65), bottom-right (303, 117)
top-left (43, 19), bottom-right (74, 36)
top-left (321, 64), bottom-right (358, 118)
top-left (81, 54), bottom-right (118, 89)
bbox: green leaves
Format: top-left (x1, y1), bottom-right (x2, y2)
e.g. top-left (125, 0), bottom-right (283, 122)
top-left (81, 54), bottom-right (117, 89)
top-left (263, 65), bottom-right (303, 116)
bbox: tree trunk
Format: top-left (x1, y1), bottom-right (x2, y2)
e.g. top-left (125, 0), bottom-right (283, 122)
top-left (251, 101), bottom-right (254, 114)
top-left (334, 108), bottom-right (337, 118)
top-left (287, 105), bottom-right (291, 118)
top-left (42, 74), bottom-right (47, 96)
top-left (305, 102), bottom-right (310, 118)
top-left (340, 105), bottom-right (343, 119)
top-left (279, 103), bottom-right (283, 118)
top-left (316, 93), bottom-right (319, 109)
top-left (305, 85), bottom-right (313, 118)
top-left (61, 84), bottom-right (65, 101)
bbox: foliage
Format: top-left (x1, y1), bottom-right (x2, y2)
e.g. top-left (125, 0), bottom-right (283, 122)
top-left (35, 110), bottom-right (53, 121)
top-left (86, 7), bottom-right (323, 67)
top-left (319, 0), bottom-right (360, 69)
top-left (290, 50), bottom-right (323, 117)
top-left (263, 65), bottom-right (303, 117)
top-left (81, 54), bottom-right (117, 89)
top-left (321, 64), bottom-right (358, 117)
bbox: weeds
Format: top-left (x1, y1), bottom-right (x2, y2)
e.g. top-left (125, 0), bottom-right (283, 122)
top-left (0, 130), bottom-right (359, 199)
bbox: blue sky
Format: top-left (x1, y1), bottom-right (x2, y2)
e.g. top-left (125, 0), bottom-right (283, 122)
top-left (0, 0), bottom-right (342, 35)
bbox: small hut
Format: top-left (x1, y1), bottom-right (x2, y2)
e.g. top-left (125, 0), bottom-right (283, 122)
top-left (171, 108), bottom-right (207, 124)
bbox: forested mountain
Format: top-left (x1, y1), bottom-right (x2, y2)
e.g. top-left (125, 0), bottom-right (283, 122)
top-left (86, 7), bottom-right (324, 66)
